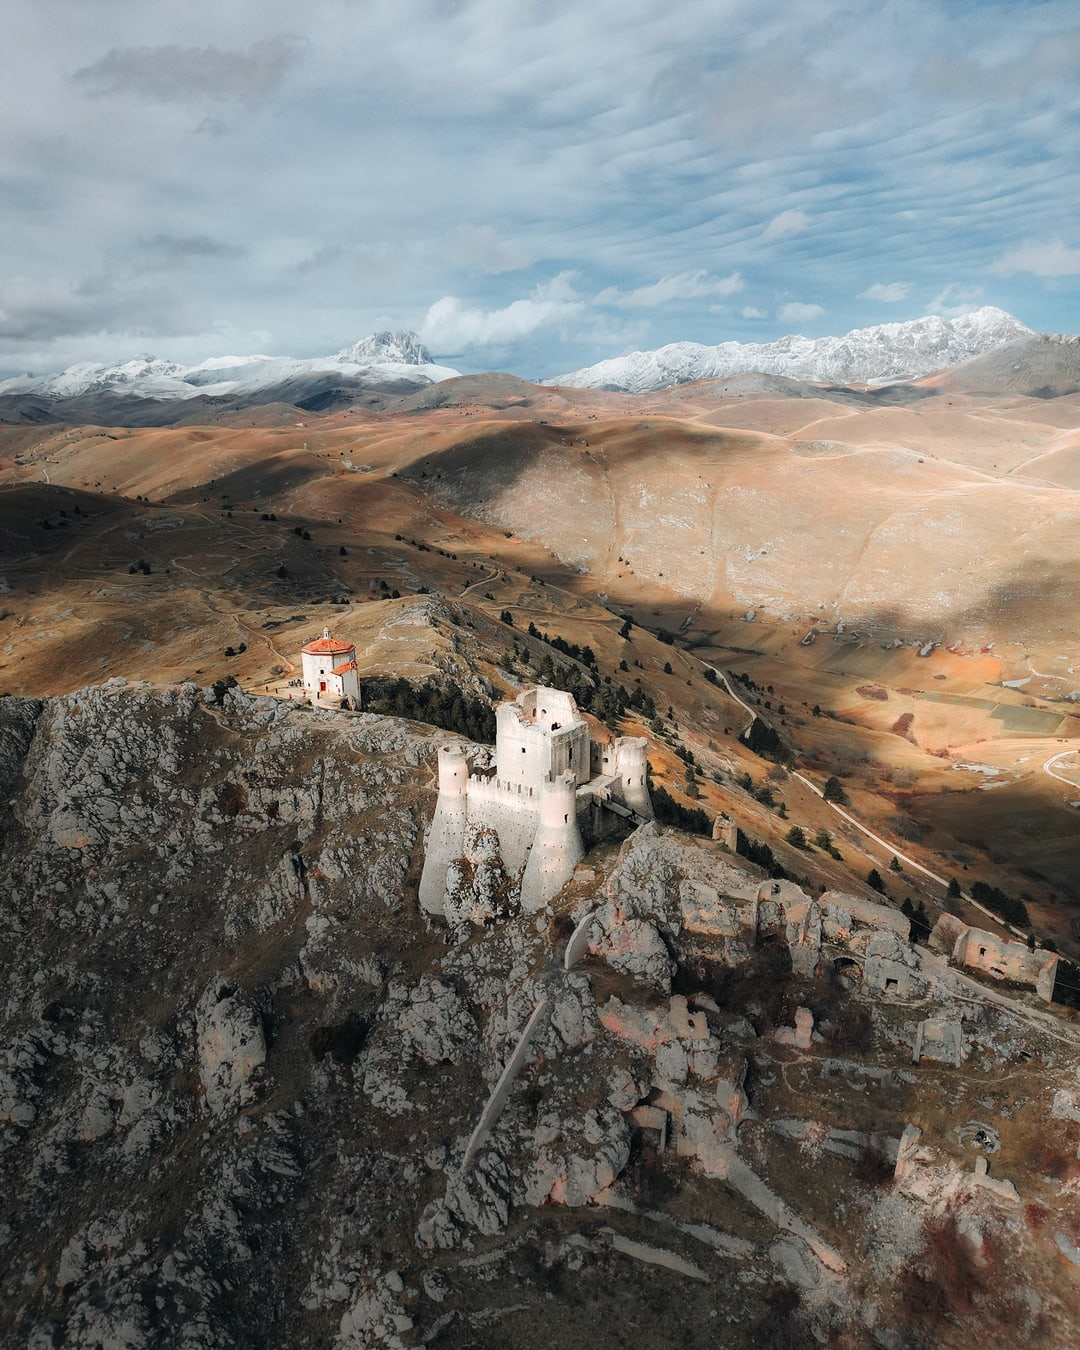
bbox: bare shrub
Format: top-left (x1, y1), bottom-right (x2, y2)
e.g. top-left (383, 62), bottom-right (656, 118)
top-left (831, 1004), bottom-right (874, 1051)
top-left (899, 1214), bottom-right (996, 1330)
top-left (854, 1139), bottom-right (894, 1188)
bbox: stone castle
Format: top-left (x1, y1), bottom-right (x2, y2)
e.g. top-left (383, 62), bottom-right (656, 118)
top-left (419, 685), bottom-right (652, 915)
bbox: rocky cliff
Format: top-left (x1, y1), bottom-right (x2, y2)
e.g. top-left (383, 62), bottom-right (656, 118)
top-left (1, 685), bottom-right (1077, 1348)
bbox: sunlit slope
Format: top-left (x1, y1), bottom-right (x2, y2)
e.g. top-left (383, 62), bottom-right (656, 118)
top-left (400, 414), bottom-right (1080, 643)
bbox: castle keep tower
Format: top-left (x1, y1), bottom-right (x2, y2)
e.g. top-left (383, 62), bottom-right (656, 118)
top-left (419, 685), bottom-right (652, 916)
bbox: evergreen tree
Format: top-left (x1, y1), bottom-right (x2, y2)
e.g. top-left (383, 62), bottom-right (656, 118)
top-left (867, 868), bottom-right (886, 894)
top-left (651, 784), bottom-right (710, 835)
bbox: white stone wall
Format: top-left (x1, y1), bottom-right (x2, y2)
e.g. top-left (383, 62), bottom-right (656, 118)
top-left (520, 775), bottom-right (584, 911)
top-left (603, 736), bottom-right (652, 818)
top-left (418, 746), bottom-right (469, 914)
top-left (337, 665), bottom-right (360, 703)
top-left (301, 647), bottom-right (358, 702)
top-left (465, 776), bottom-right (541, 875)
top-left (954, 928), bottom-right (1058, 1001)
top-left (495, 689), bottom-right (588, 789)
top-left (418, 790), bottom-right (467, 914)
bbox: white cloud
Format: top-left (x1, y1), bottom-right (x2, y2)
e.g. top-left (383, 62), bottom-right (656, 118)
top-left (991, 239), bottom-right (1080, 278)
top-left (2, 0), bottom-right (1077, 377)
top-left (596, 270), bottom-right (743, 308)
top-left (777, 301), bottom-right (824, 324)
top-left (857, 281), bottom-right (912, 303)
top-left (419, 272), bottom-right (583, 351)
top-left (741, 305), bottom-right (766, 319)
top-left (762, 209), bottom-right (810, 241)
top-left (926, 283), bottom-right (983, 318)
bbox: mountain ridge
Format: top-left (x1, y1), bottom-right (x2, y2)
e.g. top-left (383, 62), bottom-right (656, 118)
top-left (549, 307), bottom-right (1033, 391)
top-left (0, 330), bottom-right (458, 403)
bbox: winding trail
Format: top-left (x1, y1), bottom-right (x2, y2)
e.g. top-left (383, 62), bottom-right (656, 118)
top-left (1045, 749), bottom-right (1080, 791)
top-left (459, 565), bottom-right (502, 598)
top-left (706, 666), bottom-right (756, 737)
top-left (789, 770), bottom-right (947, 889)
top-left (700, 657), bottom-right (1041, 939)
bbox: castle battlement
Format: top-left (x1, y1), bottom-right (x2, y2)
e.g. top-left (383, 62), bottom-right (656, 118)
top-left (419, 685), bottom-right (653, 916)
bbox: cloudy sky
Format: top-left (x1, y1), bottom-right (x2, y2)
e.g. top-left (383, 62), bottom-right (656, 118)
top-left (4, 0), bottom-right (1080, 379)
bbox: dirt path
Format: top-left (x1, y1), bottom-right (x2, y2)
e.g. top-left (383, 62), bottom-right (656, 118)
top-left (459, 565), bottom-right (502, 597)
top-left (705, 666), bottom-right (756, 736)
top-left (1044, 748), bottom-right (1080, 790)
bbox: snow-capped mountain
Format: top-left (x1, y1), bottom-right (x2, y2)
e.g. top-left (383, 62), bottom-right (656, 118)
top-left (549, 308), bottom-right (1032, 391)
top-left (0, 331), bottom-right (458, 402)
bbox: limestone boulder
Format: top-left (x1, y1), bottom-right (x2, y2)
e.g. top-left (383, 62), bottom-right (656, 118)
top-left (386, 977), bottom-right (477, 1066)
top-left (526, 1106), bottom-right (631, 1207)
top-left (195, 979), bottom-right (267, 1116)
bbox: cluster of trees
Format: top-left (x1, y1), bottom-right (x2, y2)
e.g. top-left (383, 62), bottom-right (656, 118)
top-left (901, 898), bottom-right (932, 942)
top-left (970, 881), bottom-right (1030, 929)
top-left (823, 775), bottom-right (848, 804)
top-left (735, 831), bottom-right (788, 879)
top-left (366, 678), bottom-right (496, 743)
top-left (1053, 957), bottom-right (1080, 1010)
top-left (740, 717), bottom-right (791, 764)
top-left (651, 784), bottom-right (710, 836)
top-left (525, 621), bottom-right (596, 670)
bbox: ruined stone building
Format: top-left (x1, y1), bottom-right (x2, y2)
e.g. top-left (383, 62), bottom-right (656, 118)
top-left (420, 685), bottom-right (652, 915)
top-left (930, 913), bottom-right (1058, 1001)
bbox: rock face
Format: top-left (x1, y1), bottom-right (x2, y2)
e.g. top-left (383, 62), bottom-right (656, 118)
top-left (196, 980), bottom-right (268, 1116)
top-left (442, 823), bottom-right (516, 927)
top-left (2, 684), bottom-right (1078, 1348)
top-left (0, 684), bottom-right (422, 1348)
top-left (583, 824), bottom-right (679, 986)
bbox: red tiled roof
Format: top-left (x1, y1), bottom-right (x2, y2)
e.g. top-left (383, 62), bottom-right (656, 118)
top-left (302, 636), bottom-right (355, 655)
top-left (331, 660), bottom-right (357, 677)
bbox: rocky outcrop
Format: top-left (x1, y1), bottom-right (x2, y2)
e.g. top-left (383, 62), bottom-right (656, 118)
top-left (196, 979), bottom-right (268, 1115)
top-left (443, 823), bottom-right (516, 927)
top-left (3, 683), bottom-right (1073, 1349)
top-left (582, 824), bottom-right (679, 986)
